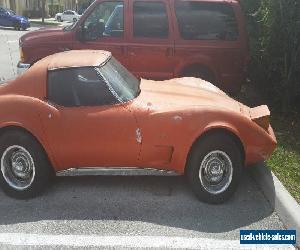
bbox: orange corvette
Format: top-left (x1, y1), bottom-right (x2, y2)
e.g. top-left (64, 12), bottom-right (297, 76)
top-left (0, 50), bottom-right (276, 203)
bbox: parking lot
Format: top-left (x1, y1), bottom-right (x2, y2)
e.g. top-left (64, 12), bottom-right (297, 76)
top-left (0, 27), bottom-right (293, 249)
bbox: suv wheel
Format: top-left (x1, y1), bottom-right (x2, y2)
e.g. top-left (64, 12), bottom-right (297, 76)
top-left (182, 66), bottom-right (216, 84)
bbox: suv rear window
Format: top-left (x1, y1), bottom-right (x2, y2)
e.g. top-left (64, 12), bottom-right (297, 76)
top-left (175, 1), bottom-right (239, 41)
top-left (133, 1), bottom-right (169, 38)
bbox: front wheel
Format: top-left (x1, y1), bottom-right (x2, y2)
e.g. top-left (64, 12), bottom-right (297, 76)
top-left (0, 130), bottom-right (53, 199)
top-left (185, 132), bottom-right (243, 204)
top-left (14, 22), bottom-right (21, 31)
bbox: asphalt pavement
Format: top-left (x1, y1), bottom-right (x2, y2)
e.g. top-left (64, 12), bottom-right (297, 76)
top-left (0, 27), bottom-right (294, 249)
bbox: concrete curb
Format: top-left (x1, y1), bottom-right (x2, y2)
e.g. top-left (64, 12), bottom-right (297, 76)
top-left (249, 163), bottom-right (300, 247)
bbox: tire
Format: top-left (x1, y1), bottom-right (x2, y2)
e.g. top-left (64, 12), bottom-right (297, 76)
top-left (185, 132), bottom-right (243, 204)
top-left (0, 130), bottom-right (53, 199)
top-left (73, 18), bottom-right (77, 22)
top-left (14, 22), bottom-right (21, 31)
top-left (182, 66), bottom-right (216, 84)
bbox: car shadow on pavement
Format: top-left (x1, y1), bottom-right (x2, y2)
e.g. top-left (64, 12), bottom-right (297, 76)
top-left (0, 26), bottom-right (17, 31)
top-left (248, 162), bottom-right (277, 212)
top-left (0, 171), bottom-right (277, 234)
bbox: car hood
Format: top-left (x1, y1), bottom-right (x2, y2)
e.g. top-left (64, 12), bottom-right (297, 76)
top-left (135, 78), bottom-right (242, 113)
top-left (20, 27), bottom-right (66, 46)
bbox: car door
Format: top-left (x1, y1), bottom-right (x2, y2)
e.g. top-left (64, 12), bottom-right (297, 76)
top-left (40, 66), bottom-right (140, 170)
top-left (127, 0), bottom-right (175, 80)
top-left (172, 0), bottom-right (242, 92)
top-left (62, 11), bottom-right (70, 21)
top-left (0, 8), bottom-right (9, 27)
top-left (73, 0), bottom-right (129, 67)
top-left (68, 11), bottom-right (75, 22)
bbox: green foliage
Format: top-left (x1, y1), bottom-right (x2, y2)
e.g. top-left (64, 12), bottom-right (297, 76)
top-left (241, 0), bottom-right (300, 112)
top-left (267, 114), bottom-right (300, 203)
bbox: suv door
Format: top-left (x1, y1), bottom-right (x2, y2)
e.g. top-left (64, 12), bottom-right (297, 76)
top-left (128, 0), bottom-right (175, 80)
top-left (73, 1), bottom-right (128, 67)
top-left (0, 8), bottom-right (9, 27)
top-left (172, 0), bottom-right (244, 93)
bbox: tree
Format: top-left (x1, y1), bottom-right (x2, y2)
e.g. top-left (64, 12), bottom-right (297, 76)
top-left (41, 0), bottom-right (46, 23)
top-left (241, 0), bottom-right (300, 112)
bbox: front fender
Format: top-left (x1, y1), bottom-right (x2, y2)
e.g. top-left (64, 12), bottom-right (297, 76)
top-left (0, 95), bottom-right (57, 168)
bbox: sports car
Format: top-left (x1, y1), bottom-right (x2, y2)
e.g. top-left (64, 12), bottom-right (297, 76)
top-left (0, 50), bottom-right (277, 203)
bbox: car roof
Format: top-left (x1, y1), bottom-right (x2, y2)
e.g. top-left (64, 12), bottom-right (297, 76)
top-left (42, 50), bottom-right (112, 70)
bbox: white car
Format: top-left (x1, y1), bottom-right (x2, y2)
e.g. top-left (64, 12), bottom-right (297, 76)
top-left (55, 10), bottom-right (81, 22)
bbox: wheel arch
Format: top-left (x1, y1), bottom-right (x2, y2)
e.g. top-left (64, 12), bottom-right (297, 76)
top-left (0, 124), bottom-right (56, 172)
top-left (174, 57), bottom-right (220, 81)
top-left (184, 127), bottom-right (246, 174)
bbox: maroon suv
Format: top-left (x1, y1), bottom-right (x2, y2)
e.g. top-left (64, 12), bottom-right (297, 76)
top-left (18, 0), bottom-right (249, 93)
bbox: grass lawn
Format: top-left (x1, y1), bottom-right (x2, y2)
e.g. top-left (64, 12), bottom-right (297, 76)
top-left (267, 113), bottom-right (300, 203)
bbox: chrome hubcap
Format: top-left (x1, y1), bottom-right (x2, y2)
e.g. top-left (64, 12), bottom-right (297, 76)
top-left (1, 145), bottom-right (35, 190)
top-left (199, 150), bottom-right (233, 195)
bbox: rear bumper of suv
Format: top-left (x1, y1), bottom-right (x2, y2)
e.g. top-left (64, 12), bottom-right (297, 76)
top-left (17, 62), bottom-right (31, 75)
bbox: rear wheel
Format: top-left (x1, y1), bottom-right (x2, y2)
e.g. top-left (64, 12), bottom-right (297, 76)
top-left (0, 130), bottom-right (53, 199)
top-left (185, 132), bottom-right (243, 204)
top-left (182, 65), bottom-right (216, 84)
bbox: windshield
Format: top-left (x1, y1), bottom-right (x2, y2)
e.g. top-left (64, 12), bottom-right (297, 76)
top-left (97, 57), bottom-right (140, 103)
top-left (6, 9), bottom-right (15, 15)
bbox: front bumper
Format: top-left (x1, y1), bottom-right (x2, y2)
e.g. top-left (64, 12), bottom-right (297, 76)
top-left (20, 20), bottom-right (30, 29)
top-left (17, 62), bottom-right (31, 75)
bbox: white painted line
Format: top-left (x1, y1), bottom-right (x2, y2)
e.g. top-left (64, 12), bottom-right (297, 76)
top-left (6, 40), bottom-right (18, 44)
top-left (0, 234), bottom-right (294, 249)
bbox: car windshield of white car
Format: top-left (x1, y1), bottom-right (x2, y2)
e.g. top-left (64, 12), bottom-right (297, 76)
top-left (97, 57), bottom-right (141, 103)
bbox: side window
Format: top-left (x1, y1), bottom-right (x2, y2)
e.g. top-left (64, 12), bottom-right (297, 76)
top-left (83, 1), bottom-right (124, 40)
top-left (133, 1), bottom-right (169, 38)
top-left (175, 1), bottom-right (239, 41)
top-left (48, 67), bottom-right (119, 107)
top-left (0, 8), bottom-right (7, 15)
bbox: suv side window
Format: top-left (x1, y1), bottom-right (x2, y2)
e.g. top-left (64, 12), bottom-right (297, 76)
top-left (133, 1), bottom-right (169, 38)
top-left (83, 1), bottom-right (124, 40)
top-left (48, 67), bottom-right (119, 107)
top-left (175, 1), bottom-right (239, 41)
